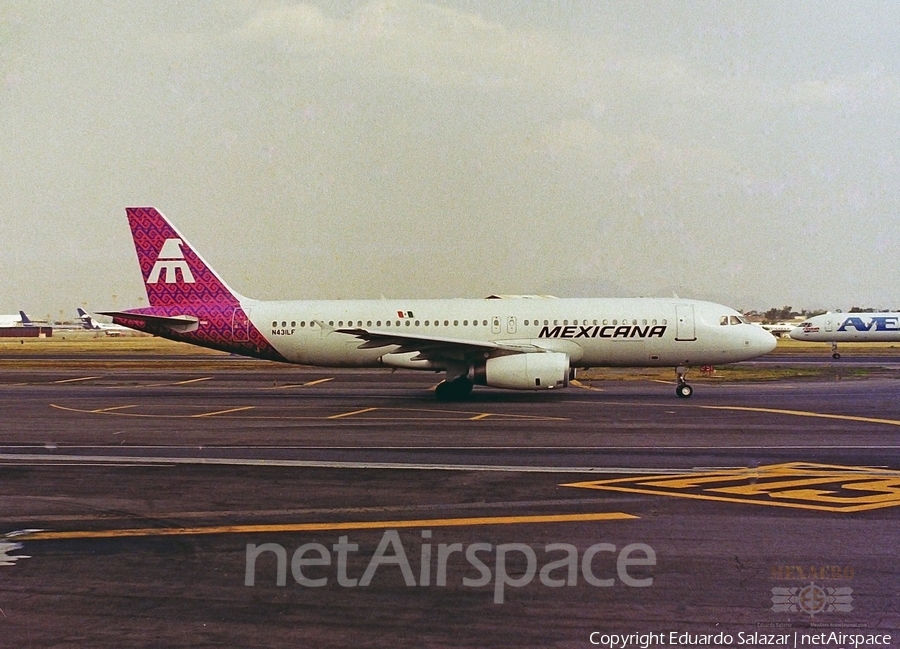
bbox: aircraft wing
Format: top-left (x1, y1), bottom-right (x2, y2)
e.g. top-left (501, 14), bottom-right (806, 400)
top-left (335, 327), bottom-right (541, 359)
top-left (98, 311), bottom-right (200, 334)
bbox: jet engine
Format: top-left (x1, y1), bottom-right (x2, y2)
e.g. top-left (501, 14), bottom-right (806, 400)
top-left (476, 352), bottom-right (570, 390)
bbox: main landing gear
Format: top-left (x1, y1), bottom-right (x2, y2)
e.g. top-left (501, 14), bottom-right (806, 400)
top-left (831, 342), bottom-right (841, 360)
top-left (435, 376), bottom-right (474, 401)
top-left (675, 365), bottom-right (693, 398)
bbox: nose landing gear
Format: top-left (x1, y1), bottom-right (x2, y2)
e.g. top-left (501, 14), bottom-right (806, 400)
top-left (675, 365), bottom-right (693, 398)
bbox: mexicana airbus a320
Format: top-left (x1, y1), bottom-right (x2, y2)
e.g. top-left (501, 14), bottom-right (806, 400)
top-left (101, 207), bottom-right (776, 399)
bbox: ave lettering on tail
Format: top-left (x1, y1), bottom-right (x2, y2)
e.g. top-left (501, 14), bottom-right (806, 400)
top-left (790, 312), bottom-right (900, 358)
top-left (102, 207), bottom-right (776, 399)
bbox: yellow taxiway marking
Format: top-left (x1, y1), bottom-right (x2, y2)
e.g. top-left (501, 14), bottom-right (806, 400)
top-left (49, 403), bottom-right (569, 422)
top-left (570, 380), bottom-right (603, 392)
top-left (328, 407), bottom-right (378, 419)
top-left (191, 406), bottom-right (256, 418)
top-left (172, 377), bottom-right (214, 385)
top-left (14, 511), bottom-right (637, 541)
top-left (699, 405), bottom-right (900, 427)
top-left (264, 377), bottom-right (334, 390)
top-left (89, 405), bottom-right (138, 413)
top-left (52, 376), bottom-right (102, 384)
top-left (302, 378), bottom-right (334, 387)
top-left (565, 462), bottom-right (900, 513)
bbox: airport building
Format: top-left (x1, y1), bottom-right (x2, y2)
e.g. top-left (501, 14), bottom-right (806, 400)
top-left (0, 326), bottom-right (53, 338)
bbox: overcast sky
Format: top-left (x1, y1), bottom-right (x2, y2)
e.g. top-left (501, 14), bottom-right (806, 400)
top-left (3, 1), bottom-right (899, 320)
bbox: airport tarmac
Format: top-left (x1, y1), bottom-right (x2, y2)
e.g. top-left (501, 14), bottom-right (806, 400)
top-left (1, 354), bottom-right (899, 647)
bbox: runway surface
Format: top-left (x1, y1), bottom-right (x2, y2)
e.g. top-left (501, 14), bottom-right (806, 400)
top-left (1, 355), bottom-right (899, 647)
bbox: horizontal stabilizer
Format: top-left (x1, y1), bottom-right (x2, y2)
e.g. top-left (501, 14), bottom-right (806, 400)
top-left (98, 311), bottom-right (200, 334)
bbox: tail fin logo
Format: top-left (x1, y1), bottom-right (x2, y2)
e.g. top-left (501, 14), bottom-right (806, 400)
top-left (147, 238), bottom-right (195, 285)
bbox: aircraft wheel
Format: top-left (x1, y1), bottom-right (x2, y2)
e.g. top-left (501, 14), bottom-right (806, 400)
top-left (435, 381), bottom-right (454, 400)
top-left (435, 378), bottom-right (473, 400)
top-left (832, 352), bottom-right (841, 360)
top-left (676, 383), bottom-right (693, 398)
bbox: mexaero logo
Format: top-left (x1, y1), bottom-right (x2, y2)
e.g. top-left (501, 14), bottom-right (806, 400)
top-left (147, 238), bottom-right (195, 284)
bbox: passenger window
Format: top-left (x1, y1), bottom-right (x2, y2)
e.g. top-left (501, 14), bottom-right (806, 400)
top-left (415, 320), bottom-right (420, 326)
top-left (329, 321), bottom-right (334, 326)
top-left (405, 320), bottom-right (411, 326)
top-left (463, 320), bottom-right (468, 326)
top-left (444, 320), bottom-right (449, 326)
top-left (603, 319), bottom-right (608, 325)
top-left (612, 319), bottom-right (617, 325)
top-left (272, 321), bottom-right (277, 327)
top-left (454, 320), bottom-right (458, 326)
top-left (367, 320), bottom-right (372, 327)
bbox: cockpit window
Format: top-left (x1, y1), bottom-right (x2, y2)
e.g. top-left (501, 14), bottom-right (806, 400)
top-left (729, 315), bottom-right (741, 325)
top-left (738, 315), bottom-right (750, 324)
top-left (720, 316), bottom-right (729, 326)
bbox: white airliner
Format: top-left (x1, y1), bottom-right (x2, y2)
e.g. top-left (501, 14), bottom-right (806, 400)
top-left (101, 207), bottom-right (776, 399)
top-left (0, 314), bottom-right (22, 327)
top-left (0, 312), bottom-right (38, 327)
top-left (790, 312), bottom-right (900, 358)
top-left (758, 322), bottom-right (796, 338)
top-left (76, 308), bottom-right (131, 335)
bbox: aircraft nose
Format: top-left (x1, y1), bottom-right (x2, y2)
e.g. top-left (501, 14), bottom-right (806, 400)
top-left (753, 327), bottom-right (778, 355)
top-left (788, 326), bottom-right (804, 340)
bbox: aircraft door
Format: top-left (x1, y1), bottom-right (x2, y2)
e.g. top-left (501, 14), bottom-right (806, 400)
top-left (507, 316), bottom-right (517, 334)
top-left (232, 307), bottom-right (250, 342)
top-left (675, 305), bottom-right (696, 341)
top-left (492, 316), bottom-right (501, 334)
top-left (825, 317), bottom-right (834, 333)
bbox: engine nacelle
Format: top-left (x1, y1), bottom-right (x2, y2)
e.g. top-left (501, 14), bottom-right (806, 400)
top-left (480, 352), bottom-right (570, 390)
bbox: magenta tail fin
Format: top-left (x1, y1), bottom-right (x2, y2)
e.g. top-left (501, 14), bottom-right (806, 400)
top-left (125, 207), bottom-right (243, 307)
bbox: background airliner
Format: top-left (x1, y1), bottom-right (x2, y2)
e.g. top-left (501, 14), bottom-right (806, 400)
top-left (0, 313), bottom-right (24, 327)
top-left (76, 308), bottom-right (131, 335)
top-left (790, 312), bottom-right (900, 358)
top-left (101, 207), bottom-right (776, 399)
